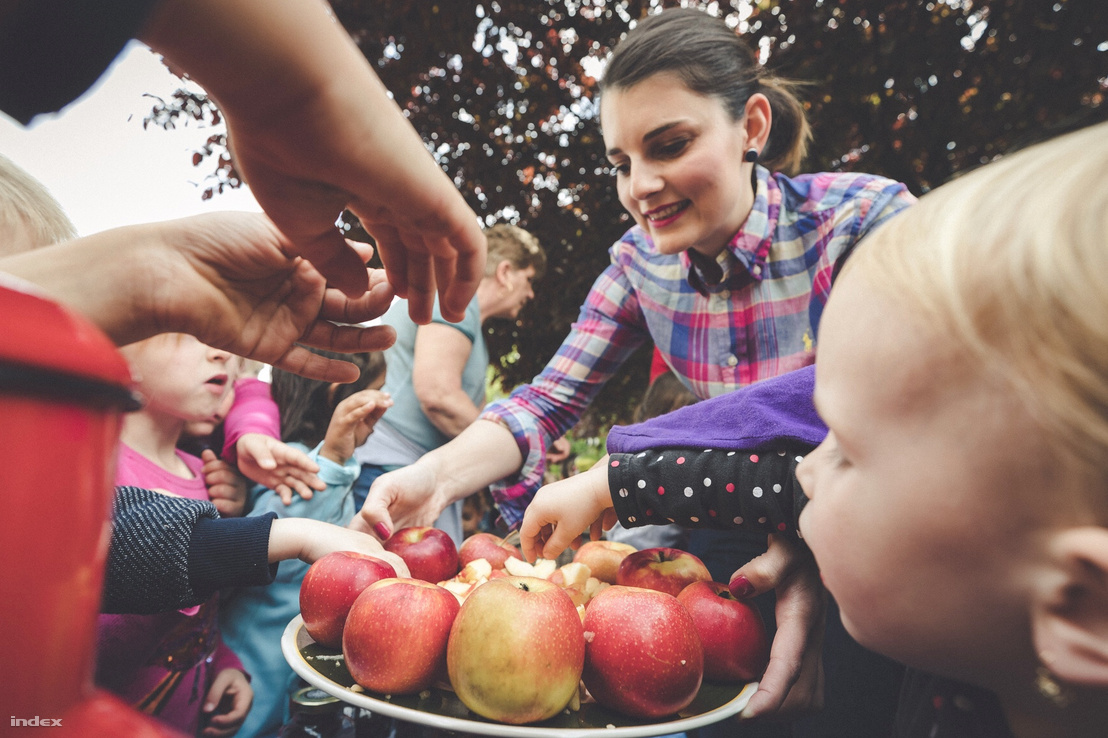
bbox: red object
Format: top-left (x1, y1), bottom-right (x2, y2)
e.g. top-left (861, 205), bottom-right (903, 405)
top-left (582, 585), bottom-right (704, 719)
top-left (649, 345), bottom-right (670, 383)
top-left (343, 577), bottom-right (459, 694)
top-left (677, 580), bottom-right (770, 682)
top-left (0, 284), bottom-right (180, 736)
top-left (299, 551), bottom-right (396, 649)
top-left (383, 526), bottom-right (459, 583)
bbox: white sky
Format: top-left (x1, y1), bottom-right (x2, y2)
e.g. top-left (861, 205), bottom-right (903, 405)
top-left (0, 42), bottom-right (261, 237)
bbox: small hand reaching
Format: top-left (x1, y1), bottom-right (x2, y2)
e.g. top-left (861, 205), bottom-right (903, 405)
top-left (319, 389), bottom-right (393, 466)
top-left (520, 456), bottom-right (617, 562)
top-left (236, 432), bottom-right (325, 505)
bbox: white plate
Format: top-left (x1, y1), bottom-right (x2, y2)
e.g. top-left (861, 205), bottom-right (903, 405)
top-left (282, 615), bottom-right (757, 737)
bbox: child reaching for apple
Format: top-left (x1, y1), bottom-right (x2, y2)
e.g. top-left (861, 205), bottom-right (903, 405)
top-left (219, 348), bottom-right (397, 738)
top-left (96, 334), bottom-right (256, 738)
top-left (522, 121), bottom-right (1108, 738)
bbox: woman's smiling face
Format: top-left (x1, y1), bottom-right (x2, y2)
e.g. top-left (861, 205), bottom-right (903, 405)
top-left (602, 72), bottom-right (756, 258)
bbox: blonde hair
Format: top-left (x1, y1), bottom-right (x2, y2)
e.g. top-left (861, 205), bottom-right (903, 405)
top-left (485, 223), bottom-right (546, 279)
top-left (848, 122), bottom-right (1108, 478)
top-left (0, 155), bottom-right (77, 255)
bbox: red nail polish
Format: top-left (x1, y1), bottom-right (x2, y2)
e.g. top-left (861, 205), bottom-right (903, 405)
top-left (374, 523), bottom-right (391, 540)
top-left (729, 575), bottom-right (755, 599)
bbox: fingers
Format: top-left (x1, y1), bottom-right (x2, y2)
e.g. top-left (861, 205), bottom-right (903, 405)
top-left (404, 249), bottom-right (436, 325)
top-left (367, 223), bottom-right (409, 301)
top-left (436, 219), bottom-right (487, 323)
top-left (352, 489), bottom-right (395, 541)
top-left (318, 268), bottom-right (394, 325)
top-left (519, 515), bottom-right (545, 563)
top-left (275, 484), bottom-right (295, 506)
top-left (298, 321), bottom-right (397, 355)
top-left (285, 228), bottom-right (371, 298)
top-left (737, 536), bottom-right (826, 719)
top-left (200, 670), bottom-right (253, 738)
top-left (272, 344), bottom-right (372, 383)
top-left (728, 533), bottom-right (807, 600)
top-left (271, 443), bottom-right (320, 474)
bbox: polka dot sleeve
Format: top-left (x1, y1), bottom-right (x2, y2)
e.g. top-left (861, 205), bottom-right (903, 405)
top-left (608, 448), bottom-right (808, 540)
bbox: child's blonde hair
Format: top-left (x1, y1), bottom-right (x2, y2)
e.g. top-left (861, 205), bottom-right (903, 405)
top-left (848, 122), bottom-right (1108, 482)
top-left (0, 154), bottom-right (77, 255)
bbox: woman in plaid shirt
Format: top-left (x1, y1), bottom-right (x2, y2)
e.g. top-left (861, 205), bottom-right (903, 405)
top-left (355, 9), bottom-right (915, 734)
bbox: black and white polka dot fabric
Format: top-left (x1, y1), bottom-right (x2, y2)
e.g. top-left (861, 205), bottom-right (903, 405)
top-left (607, 447), bottom-right (808, 539)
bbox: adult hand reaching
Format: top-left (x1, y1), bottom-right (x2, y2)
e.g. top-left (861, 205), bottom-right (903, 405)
top-left (0, 211), bottom-right (397, 383)
top-left (349, 461), bottom-right (453, 540)
top-left (729, 533), bottom-right (827, 720)
top-left (141, 0), bottom-right (487, 323)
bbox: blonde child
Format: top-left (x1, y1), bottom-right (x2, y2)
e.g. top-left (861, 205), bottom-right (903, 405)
top-left (522, 121), bottom-right (1108, 737)
top-left (97, 334), bottom-right (252, 737)
top-left (220, 349), bottom-right (391, 738)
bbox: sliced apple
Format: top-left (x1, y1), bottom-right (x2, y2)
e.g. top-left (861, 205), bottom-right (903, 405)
top-left (503, 557), bottom-right (558, 579)
top-left (458, 558), bottom-right (493, 584)
top-left (549, 562), bottom-right (591, 588)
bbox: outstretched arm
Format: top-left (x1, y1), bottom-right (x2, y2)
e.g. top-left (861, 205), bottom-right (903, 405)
top-left (0, 211), bottom-right (396, 383)
top-left (140, 0), bottom-right (486, 320)
top-left (351, 418), bottom-right (521, 538)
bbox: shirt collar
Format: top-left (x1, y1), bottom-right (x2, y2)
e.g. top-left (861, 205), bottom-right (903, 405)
top-left (683, 165), bottom-right (777, 296)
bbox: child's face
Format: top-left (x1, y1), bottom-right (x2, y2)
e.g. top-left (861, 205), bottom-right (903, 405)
top-left (601, 72), bottom-right (753, 259)
top-left (125, 334), bottom-right (236, 424)
top-left (796, 268), bottom-right (1065, 688)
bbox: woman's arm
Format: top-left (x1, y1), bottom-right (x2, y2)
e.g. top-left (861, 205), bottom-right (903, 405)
top-left (356, 255), bottom-right (654, 534)
top-left (352, 418), bottom-right (523, 537)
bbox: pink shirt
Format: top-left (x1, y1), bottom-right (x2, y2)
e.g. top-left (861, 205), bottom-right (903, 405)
top-left (96, 445), bottom-right (244, 735)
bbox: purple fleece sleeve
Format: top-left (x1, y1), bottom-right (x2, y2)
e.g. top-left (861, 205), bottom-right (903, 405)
top-left (607, 365), bottom-right (826, 454)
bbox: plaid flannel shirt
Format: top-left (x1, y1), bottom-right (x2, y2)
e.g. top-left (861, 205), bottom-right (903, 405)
top-left (483, 165), bottom-right (915, 527)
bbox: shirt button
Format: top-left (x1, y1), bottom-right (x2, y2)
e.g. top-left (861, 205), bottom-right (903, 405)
top-left (726, 355), bottom-right (739, 367)
top-left (751, 264), bottom-right (763, 277)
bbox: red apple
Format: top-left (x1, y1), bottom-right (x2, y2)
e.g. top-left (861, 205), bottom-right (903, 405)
top-left (447, 576), bottom-right (585, 724)
top-left (677, 581), bottom-right (769, 682)
top-left (615, 547), bottom-right (711, 597)
top-left (343, 577), bottom-right (460, 694)
top-left (384, 526), bottom-right (459, 583)
top-left (582, 585), bottom-right (703, 719)
top-left (457, 532), bottom-right (523, 570)
top-left (573, 540), bottom-right (637, 584)
top-left (299, 551), bottom-right (396, 649)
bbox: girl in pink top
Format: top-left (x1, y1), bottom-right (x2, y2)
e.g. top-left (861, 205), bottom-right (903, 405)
top-left (97, 333), bottom-right (252, 738)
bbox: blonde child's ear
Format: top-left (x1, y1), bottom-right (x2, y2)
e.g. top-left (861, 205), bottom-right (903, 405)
top-left (1031, 526), bottom-right (1108, 687)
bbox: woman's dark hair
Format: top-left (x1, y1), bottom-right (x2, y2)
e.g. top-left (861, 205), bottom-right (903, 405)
top-left (601, 7), bottom-right (811, 174)
top-left (270, 350), bottom-right (386, 447)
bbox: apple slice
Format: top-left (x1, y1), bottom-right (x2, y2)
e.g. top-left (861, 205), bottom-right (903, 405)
top-left (503, 557), bottom-right (558, 579)
top-left (439, 579), bottom-right (477, 603)
top-left (549, 562), bottom-right (592, 589)
top-left (458, 558), bottom-right (493, 584)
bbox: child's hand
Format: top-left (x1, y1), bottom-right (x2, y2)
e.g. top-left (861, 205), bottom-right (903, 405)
top-left (520, 455), bottom-right (618, 562)
top-left (200, 449), bottom-right (248, 517)
top-left (320, 389), bottom-right (393, 466)
top-left (268, 518), bottom-right (410, 577)
top-left (200, 668), bottom-right (253, 738)
top-left (236, 432), bottom-right (326, 505)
